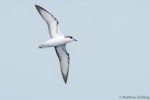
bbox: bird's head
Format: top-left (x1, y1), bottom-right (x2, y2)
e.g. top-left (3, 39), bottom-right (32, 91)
top-left (65, 36), bottom-right (77, 42)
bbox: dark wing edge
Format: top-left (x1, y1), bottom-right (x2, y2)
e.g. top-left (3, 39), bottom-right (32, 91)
top-left (35, 5), bottom-right (59, 24)
top-left (55, 45), bottom-right (70, 84)
top-left (35, 5), bottom-right (60, 38)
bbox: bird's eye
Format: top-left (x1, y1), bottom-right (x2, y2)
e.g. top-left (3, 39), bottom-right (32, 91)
top-left (70, 37), bottom-right (73, 39)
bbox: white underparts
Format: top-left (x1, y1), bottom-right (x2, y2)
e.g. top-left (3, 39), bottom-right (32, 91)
top-left (39, 36), bottom-right (73, 48)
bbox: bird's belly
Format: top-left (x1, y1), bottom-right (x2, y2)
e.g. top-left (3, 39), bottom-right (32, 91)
top-left (47, 41), bottom-right (66, 47)
top-left (39, 36), bottom-right (71, 48)
top-left (44, 38), bottom-right (67, 47)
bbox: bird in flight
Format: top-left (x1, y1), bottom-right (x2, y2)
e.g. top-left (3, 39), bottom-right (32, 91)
top-left (35, 5), bottom-right (77, 83)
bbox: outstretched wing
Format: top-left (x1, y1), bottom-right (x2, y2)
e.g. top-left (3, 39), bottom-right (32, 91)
top-left (55, 45), bottom-right (70, 83)
top-left (35, 5), bottom-right (63, 38)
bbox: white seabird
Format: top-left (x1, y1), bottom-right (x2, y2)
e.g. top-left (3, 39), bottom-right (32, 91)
top-left (35, 5), bottom-right (77, 83)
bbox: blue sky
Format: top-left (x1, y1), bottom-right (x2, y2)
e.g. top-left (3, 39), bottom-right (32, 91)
top-left (0, 0), bottom-right (150, 100)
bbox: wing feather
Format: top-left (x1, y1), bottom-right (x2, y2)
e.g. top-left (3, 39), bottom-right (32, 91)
top-left (55, 45), bottom-right (69, 83)
top-left (35, 5), bottom-right (63, 38)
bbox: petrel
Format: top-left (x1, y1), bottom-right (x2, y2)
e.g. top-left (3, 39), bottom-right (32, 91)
top-left (35, 5), bottom-right (77, 83)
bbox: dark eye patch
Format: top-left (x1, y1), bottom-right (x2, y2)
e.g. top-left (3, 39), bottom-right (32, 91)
top-left (65, 36), bottom-right (73, 39)
top-left (70, 36), bottom-right (73, 39)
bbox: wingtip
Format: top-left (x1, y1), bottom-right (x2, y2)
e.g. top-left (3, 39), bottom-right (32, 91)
top-left (34, 4), bottom-right (50, 16)
top-left (35, 5), bottom-right (40, 12)
top-left (39, 46), bottom-right (42, 49)
top-left (35, 4), bottom-right (39, 8)
top-left (62, 75), bottom-right (68, 84)
top-left (35, 4), bottom-right (41, 10)
top-left (63, 77), bottom-right (68, 84)
top-left (35, 4), bottom-right (38, 8)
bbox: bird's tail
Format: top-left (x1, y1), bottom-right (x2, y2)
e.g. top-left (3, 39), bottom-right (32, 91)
top-left (39, 44), bottom-right (47, 48)
top-left (39, 40), bottom-right (50, 48)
